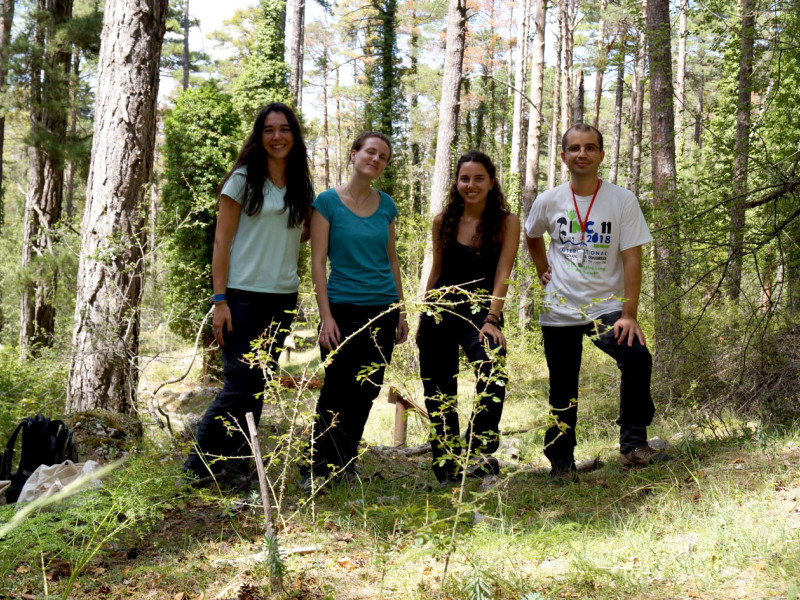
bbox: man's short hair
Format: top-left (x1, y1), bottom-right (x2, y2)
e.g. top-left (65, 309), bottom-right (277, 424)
top-left (561, 124), bottom-right (604, 152)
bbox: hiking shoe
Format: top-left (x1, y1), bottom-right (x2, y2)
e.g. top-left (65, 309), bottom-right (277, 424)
top-left (620, 445), bottom-right (670, 468)
top-left (466, 456), bottom-right (501, 479)
top-left (548, 462), bottom-right (578, 485)
top-left (300, 473), bottom-right (326, 495)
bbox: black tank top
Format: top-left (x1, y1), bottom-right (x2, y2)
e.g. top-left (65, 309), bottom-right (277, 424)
top-left (435, 241), bottom-right (499, 295)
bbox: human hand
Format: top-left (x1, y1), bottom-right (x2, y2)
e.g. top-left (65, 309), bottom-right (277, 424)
top-left (539, 266), bottom-right (552, 287)
top-left (212, 303), bottom-right (232, 347)
top-left (318, 316), bottom-right (341, 350)
top-left (396, 314), bottom-right (409, 344)
top-left (613, 315), bottom-right (646, 347)
top-left (479, 322), bottom-right (506, 349)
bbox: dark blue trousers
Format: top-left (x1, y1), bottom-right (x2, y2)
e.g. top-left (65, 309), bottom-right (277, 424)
top-left (541, 310), bottom-right (655, 468)
top-left (184, 289), bottom-right (297, 477)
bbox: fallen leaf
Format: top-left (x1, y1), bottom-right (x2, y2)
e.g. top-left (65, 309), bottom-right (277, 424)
top-left (16, 565), bottom-right (29, 574)
top-left (754, 559), bottom-right (767, 571)
top-left (174, 593), bottom-right (186, 600)
top-left (337, 556), bottom-right (357, 571)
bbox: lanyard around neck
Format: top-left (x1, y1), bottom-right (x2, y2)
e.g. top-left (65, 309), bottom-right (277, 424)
top-left (570, 179), bottom-right (602, 242)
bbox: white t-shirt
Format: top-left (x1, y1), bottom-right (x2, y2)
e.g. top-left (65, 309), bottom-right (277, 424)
top-left (221, 167), bottom-right (303, 294)
top-left (525, 180), bottom-right (652, 326)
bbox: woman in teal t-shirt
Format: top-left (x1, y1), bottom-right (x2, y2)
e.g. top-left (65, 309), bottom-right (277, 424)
top-left (303, 131), bottom-right (408, 492)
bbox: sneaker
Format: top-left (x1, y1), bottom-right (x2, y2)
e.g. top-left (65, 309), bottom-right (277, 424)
top-left (300, 473), bottom-right (326, 495)
top-left (620, 445), bottom-right (670, 468)
top-left (466, 456), bottom-right (501, 479)
top-left (548, 462), bottom-right (578, 485)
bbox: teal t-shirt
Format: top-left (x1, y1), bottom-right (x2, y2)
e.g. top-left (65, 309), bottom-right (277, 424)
top-left (313, 188), bottom-right (398, 306)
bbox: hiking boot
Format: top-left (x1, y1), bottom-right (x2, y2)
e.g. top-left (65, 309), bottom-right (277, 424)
top-left (548, 462), bottom-right (578, 485)
top-left (620, 445), bottom-right (670, 468)
top-left (300, 473), bottom-right (327, 495)
top-left (466, 456), bottom-right (501, 479)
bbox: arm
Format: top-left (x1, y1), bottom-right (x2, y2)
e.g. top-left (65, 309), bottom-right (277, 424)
top-left (310, 209), bottom-right (340, 350)
top-left (300, 206), bottom-right (312, 243)
top-left (387, 221), bottom-right (408, 344)
top-left (525, 234), bottom-right (551, 287)
top-left (614, 245), bottom-right (646, 346)
top-left (480, 215), bottom-right (521, 348)
top-left (211, 195), bottom-right (242, 347)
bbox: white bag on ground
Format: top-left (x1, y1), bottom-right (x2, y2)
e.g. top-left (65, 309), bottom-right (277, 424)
top-left (17, 460), bottom-right (100, 504)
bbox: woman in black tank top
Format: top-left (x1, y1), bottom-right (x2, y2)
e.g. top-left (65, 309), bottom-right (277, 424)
top-left (417, 151), bottom-right (521, 485)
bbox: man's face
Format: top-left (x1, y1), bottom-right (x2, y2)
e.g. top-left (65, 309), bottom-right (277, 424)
top-left (561, 129), bottom-right (605, 179)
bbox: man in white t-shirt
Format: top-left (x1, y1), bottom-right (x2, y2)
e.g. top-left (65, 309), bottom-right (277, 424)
top-left (525, 124), bottom-right (669, 482)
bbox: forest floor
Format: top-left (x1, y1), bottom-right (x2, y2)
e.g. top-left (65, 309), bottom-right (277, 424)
top-left (1, 331), bottom-right (799, 600)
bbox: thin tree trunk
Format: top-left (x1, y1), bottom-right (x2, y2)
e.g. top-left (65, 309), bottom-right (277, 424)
top-left (547, 0), bottom-right (562, 189)
top-left (335, 65), bottom-right (342, 184)
top-left (0, 0), bottom-right (14, 233)
top-left (728, 0), bottom-right (754, 300)
top-left (573, 68), bottom-right (584, 123)
top-left (609, 37), bottom-right (625, 184)
top-left (628, 24), bottom-right (645, 197)
top-left (675, 0), bottom-right (687, 159)
top-left (694, 59), bottom-right (704, 151)
top-left (67, 0), bottom-right (168, 413)
top-left (409, 8), bottom-right (421, 214)
top-left (64, 50), bottom-right (80, 219)
top-left (21, 0), bottom-right (74, 355)
top-left (559, 0), bottom-right (572, 183)
top-left (182, 0), bottom-right (189, 90)
top-left (419, 0), bottom-right (466, 293)
top-left (510, 0), bottom-right (531, 176)
top-left (322, 51), bottom-right (330, 189)
top-left (593, 0), bottom-right (608, 127)
top-left (646, 0), bottom-right (681, 369)
top-left (524, 0), bottom-right (547, 210)
top-left (289, 0), bottom-right (305, 107)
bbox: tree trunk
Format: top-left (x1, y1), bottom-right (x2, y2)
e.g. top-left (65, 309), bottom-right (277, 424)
top-left (21, 0), bottom-right (74, 355)
top-left (728, 0), bottom-right (755, 300)
top-left (627, 25), bottom-right (645, 198)
top-left (0, 0), bottom-right (14, 232)
top-left (547, 0), bottom-right (562, 189)
top-left (64, 50), bottom-right (80, 220)
top-left (592, 0), bottom-right (608, 127)
top-left (289, 0), bottom-right (305, 107)
top-left (419, 0), bottom-right (466, 292)
top-left (335, 65), bottom-right (342, 184)
top-left (573, 68), bottom-right (584, 124)
top-left (646, 0), bottom-right (682, 369)
top-left (559, 0), bottom-right (573, 183)
top-left (523, 0), bottom-right (546, 210)
top-left (509, 0), bottom-right (531, 176)
top-left (321, 51), bottom-right (330, 189)
top-left (182, 0), bottom-right (189, 90)
top-left (409, 8), bottom-right (422, 215)
top-left (66, 0), bottom-right (168, 414)
top-left (693, 59), bottom-right (704, 151)
top-left (609, 37), bottom-right (625, 184)
top-left (674, 0), bottom-right (687, 159)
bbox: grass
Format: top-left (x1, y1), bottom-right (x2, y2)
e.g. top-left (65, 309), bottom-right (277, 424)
top-left (1, 336), bottom-right (798, 599)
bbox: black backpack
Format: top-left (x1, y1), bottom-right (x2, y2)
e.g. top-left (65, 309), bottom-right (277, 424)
top-left (0, 415), bottom-right (79, 504)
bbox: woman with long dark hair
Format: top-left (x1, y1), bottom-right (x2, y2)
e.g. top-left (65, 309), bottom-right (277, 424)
top-left (302, 131), bottom-right (408, 493)
top-left (418, 150), bottom-right (520, 485)
top-left (184, 103), bottom-right (314, 484)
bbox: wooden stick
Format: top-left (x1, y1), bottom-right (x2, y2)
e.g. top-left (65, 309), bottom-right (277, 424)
top-left (245, 412), bottom-right (274, 538)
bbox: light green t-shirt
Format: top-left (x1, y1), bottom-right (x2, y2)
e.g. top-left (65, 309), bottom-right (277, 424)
top-left (221, 167), bottom-right (303, 294)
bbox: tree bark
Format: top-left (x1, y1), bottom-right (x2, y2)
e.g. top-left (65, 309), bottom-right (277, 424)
top-left (67, 0), bottom-right (168, 413)
top-left (289, 0), bottom-right (305, 107)
top-left (21, 0), bottom-right (74, 355)
top-left (728, 0), bottom-right (755, 300)
top-left (509, 0), bottom-right (531, 176)
top-left (547, 0), bottom-right (562, 189)
top-left (609, 36), bottom-right (625, 184)
top-left (573, 68), bottom-right (584, 124)
top-left (674, 0), bottom-right (687, 159)
top-left (646, 0), bottom-right (682, 367)
top-left (627, 24), bottom-right (645, 197)
top-left (64, 50), bottom-right (80, 220)
top-left (419, 0), bottom-right (466, 292)
top-left (559, 0), bottom-right (573, 183)
top-left (0, 0), bottom-right (14, 232)
top-left (592, 0), bottom-right (608, 127)
top-left (523, 0), bottom-right (547, 210)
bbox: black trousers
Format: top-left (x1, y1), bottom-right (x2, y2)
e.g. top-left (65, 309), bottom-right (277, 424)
top-left (417, 307), bottom-right (507, 482)
top-left (541, 310), bottom-right (654, 467)
top-left (184, 289), bottom-right (297, 477)
top-left (305, 302), bottom-right (399, 477)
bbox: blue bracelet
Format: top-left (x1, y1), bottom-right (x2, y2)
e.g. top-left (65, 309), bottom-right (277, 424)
top-left (212, 293), bottom-right (226, 303)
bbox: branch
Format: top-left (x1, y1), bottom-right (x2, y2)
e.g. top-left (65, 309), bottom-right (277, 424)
top-left (745, 177), bottom-right (800, 209)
